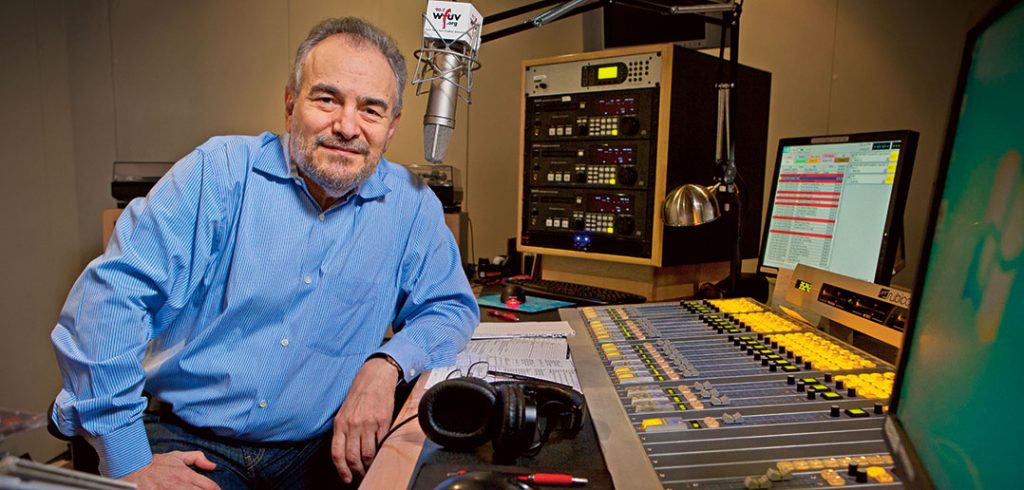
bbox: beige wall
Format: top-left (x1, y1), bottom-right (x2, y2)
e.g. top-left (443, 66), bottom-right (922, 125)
top-left (0, 0), bottom-right (999, 459)
top-left (725, 0), bottom-right (995, 287)
top-left (0, 0), bottom-right (81, 459)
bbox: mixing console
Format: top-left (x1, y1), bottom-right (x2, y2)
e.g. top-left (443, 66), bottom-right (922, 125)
top-left (577, 298), bottom-right (903, 488)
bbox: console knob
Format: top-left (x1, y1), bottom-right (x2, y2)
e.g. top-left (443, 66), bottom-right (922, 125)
top-left (874, 402), bottom-right (885, 414)
top-left (617, 166), bottom-right (638, 186)
top-left (577, 124), bottom-right (589, 136)
top-left (572, 219), bottom-right (586, 231)
top-left (575, 171), bottom-right (588, 183)
top-left (830, 405), bottom-right (841, 417)
top-left (619, 116), bottom-right (640, 135)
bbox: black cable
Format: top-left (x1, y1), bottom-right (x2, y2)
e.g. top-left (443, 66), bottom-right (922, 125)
top-left (375, 413), bottom-right (420, 452)
top-left (466, 214), bottom-right (476, 270)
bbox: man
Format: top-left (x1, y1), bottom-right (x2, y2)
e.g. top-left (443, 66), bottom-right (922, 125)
top-left (50, 17), bottom-right (478, 489)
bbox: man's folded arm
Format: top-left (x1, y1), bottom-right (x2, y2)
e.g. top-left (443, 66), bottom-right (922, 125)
top-left (383, 196), bottom-right (479, 381)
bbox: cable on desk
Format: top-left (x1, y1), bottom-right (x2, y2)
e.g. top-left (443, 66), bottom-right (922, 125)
top-left (375, 413), bottom-right (420, 452)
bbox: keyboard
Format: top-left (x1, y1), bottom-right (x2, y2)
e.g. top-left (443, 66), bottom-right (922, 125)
top-left (507, 278), bottom-right (647, 306)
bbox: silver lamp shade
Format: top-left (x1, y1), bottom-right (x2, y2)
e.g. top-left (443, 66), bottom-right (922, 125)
top-left (663, 183), bottom-right (721, 227)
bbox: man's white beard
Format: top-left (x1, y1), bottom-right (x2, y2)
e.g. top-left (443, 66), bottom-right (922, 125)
top-left (289, 132), bottom-right (379, 198)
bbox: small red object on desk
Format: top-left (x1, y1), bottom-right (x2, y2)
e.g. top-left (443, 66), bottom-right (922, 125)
top-left (516, 473), bottom-right (588, 486)
top-left (487, 309), bottom-right (521, 322)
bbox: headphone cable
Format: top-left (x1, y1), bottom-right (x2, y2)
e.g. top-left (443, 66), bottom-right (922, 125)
top-left (375, 412), bottom-right (420, 452)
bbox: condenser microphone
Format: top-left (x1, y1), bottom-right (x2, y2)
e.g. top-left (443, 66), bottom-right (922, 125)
top-left (423, 46), bottom-right (466, 163)
top-left (415, 1), bottom-right (483, 163)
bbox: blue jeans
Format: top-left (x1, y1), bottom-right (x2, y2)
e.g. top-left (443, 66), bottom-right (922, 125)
top-left (143, 412), bottom-right (350, 489)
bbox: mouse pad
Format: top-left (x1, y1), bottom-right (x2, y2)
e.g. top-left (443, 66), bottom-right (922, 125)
top-left (477, 295), bottom-right (575, 313)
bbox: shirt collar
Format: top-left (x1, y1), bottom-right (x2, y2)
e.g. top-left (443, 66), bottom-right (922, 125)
top-left (254, 132), bottom-right (392, 201)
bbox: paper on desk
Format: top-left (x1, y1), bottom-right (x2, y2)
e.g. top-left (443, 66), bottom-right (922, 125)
top-left (425, 355), bottom-right (581, 391)
top-left (472, 321), bottom-right (575, 339)
top-left (462, 337), bottom-right (568, 360)
top-left (425, 337), bottom-right (580, 391)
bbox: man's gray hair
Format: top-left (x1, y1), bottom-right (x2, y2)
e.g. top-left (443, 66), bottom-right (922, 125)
top-left (288, 17), bottom-right (407, 117)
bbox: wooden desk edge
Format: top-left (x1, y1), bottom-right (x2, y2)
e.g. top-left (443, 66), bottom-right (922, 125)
top-left (360, 375), bottom-right (429, 490)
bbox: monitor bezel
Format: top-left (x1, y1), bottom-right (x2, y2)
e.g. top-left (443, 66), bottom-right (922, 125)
top-left (885, 1), bottom-right (1022, 488)
top-left (756, 129), bottom-right (919, 285)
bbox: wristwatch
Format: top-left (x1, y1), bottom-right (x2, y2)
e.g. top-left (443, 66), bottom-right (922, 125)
top-left (368, 352), bottom-right (404, 379)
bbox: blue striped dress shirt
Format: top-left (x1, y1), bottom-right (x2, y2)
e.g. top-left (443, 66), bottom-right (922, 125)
top-left (50, 132), bottom-right (479, 478)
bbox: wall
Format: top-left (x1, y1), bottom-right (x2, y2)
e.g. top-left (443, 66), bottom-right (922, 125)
top-left (738, 0), bottom-right (998, 287)
top-left (0, 0), bottom-right (82, 459)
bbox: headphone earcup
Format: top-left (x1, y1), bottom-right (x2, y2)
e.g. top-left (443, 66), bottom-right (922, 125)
top-left (492, 383), bottom-right (537, 457)
top-left (518, 381), bottom-right (586, 433)
top-left (418, 377), bottom-right (499, 450)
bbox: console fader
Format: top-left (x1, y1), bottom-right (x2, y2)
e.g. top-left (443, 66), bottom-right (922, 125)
top-left (579, 298), bottom-right (902, 488)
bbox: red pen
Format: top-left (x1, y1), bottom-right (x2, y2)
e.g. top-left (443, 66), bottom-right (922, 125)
top-left (516, 473), bottom-right (588, 486)
top-left (446, 471), bottom-right (587, 486)
top-left (488, 309), bottom-right (521, 322)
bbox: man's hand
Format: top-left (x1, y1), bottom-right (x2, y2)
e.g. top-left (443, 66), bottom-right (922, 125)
top-left (121, 451), bottom-right (219, 489)
top-left (331, 357), bottom-right (400, 484)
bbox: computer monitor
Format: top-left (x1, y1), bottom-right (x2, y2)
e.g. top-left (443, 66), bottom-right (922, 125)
top-left (884, 1), bottom-right (1022, 488)
top-left (757, 130), bottom-right (919, 285)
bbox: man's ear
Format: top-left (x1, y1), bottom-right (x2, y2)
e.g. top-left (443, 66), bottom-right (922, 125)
top-left (284, 87), bottom-right (295, 132)
top-left (384, 112), bottom-right (402, 150)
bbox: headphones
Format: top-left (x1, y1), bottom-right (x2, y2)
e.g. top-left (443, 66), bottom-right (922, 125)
top-left (418, 377), bottom-right (586, 459)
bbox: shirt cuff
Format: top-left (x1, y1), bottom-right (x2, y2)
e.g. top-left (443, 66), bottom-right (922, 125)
top-left (86, 418), bottom-right (153, 478)
top-left (378, 336), bottom-right (428, 384)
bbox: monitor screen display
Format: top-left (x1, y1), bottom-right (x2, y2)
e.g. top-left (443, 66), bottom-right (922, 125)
top-left (758, 131), bottom-right (917, 284)
top-left (888, 2), bottom-right (1023, 488)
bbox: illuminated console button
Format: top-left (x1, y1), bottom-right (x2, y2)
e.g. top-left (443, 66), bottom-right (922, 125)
top-left (867, 466), bottom-right (894, 483)
top-left (819, 469), bottom-right (846, 486)
top-left (821, 392), bottom-right (843, 400)
top-left (844, 408), bottom-right (870, 418)
top-left (640, 418), bottom-right (663, 431)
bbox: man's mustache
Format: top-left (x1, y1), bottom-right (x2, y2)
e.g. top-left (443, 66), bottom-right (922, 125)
top-left (316, 135), bottom-right (369, 155)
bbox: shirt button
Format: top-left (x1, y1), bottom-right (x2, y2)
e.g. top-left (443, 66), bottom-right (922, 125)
top-left (409, 368), bottom-right (416, 376)
top-left (280, 338), bottom-right (289, 347)
top-left (319, 214), bottom-right (325, 222)
top-left (258, 400), bottom-right (268, 408)
top-left (304, 275), bottom-right (312, 284)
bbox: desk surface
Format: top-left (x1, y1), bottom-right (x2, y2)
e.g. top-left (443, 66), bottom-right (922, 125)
top-left (360, 306), bottom-right (658, 490)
